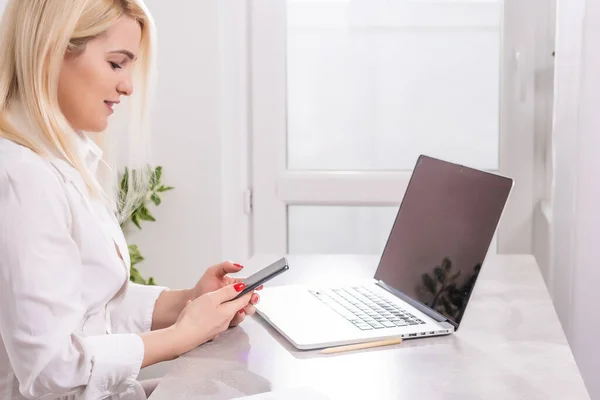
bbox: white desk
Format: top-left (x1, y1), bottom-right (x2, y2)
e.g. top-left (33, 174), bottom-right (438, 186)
top-left (149, 254), bottom-right (589, 400)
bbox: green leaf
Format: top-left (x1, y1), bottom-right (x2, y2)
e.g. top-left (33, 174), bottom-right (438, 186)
top-left (130, 266), bottom-right (147, 284)
top-left (137, 205), bottom-right (156, 222)
top-left (128, 244), bottom-right (144, 267)
top-left (131, 213), bottom-right (141, 229)
top-left (119, 168), bottom-right (129, 193)
top-left (150, 193), bottom-right (161, 206)
top-left (149, 169), bottom-right (157, 190)
top-left (148, 277), bottom-right (156, 286)
top-left (421, 274), bottom-right (437, 294)
top-left (157, 185), bottom-right (174, 192)
top-left (155, 166), bottom-right (163, 183)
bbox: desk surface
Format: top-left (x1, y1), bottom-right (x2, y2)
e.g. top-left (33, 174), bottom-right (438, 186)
top-left (149, 254), bottom-right (589, 400)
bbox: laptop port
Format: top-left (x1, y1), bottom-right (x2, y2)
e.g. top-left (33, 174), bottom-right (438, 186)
top-left (408, 333), bottom-right (417, 337)
top-left (429, 331), bottom-right (435, 334)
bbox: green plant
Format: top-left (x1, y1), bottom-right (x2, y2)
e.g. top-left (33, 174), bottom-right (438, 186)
top-left (117, 165), bottom-right (174, 285)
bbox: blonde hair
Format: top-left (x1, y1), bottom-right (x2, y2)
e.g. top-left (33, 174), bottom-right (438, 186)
top-left (0, 0), bottom-right (157, 223)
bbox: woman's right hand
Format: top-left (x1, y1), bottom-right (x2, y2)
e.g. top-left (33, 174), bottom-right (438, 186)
top-left (173, 282), bottom-right (252, 354)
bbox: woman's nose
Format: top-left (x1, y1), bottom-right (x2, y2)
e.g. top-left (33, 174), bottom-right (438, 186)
top-left (117, 77), bottom-right (134, 97)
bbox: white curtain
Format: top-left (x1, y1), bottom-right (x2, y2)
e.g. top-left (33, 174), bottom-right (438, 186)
top-left (551, 0), bottom-right (600, 397)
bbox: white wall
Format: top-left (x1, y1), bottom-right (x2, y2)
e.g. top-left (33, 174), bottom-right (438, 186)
top-left (545, 0), bottom-right (600, 397)
top-left (531, 0), bottom-right (556, 294)
top-left (126, 0), bottom-right (226, 290)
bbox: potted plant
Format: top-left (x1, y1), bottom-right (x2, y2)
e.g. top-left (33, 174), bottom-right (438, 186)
top-left (117, 165), bottom-right (173, 285)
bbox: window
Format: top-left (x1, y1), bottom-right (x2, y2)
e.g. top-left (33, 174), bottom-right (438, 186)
top-left (249, 0), bottom-right (535, 256)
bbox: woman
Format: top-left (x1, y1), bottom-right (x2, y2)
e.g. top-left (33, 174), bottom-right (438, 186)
top-left (0, 1), bottom-right (260, 399)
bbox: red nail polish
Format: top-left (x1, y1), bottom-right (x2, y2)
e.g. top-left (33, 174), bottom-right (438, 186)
top-left (234, 283), bottom-right (246, 292)
top-left (256, 285), bottom-right (264, 291)
top-left (233, 263), bottom-right (244, 269)
top-left (239, 309), bottom-right (245, 314)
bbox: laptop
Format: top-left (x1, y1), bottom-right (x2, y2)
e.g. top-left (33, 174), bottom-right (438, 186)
top-left (255, 155), bottom-right (513, 350)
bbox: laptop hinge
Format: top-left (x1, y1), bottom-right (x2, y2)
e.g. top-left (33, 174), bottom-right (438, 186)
top-left (376, 281), bottom-right (459, 329)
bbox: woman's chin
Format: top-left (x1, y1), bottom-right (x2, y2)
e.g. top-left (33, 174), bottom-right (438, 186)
top-left (85, 118), bottom-right (109, 133)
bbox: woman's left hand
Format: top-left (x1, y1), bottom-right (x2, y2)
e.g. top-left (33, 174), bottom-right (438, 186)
top-left (191, 261), bottom-right (262, 327)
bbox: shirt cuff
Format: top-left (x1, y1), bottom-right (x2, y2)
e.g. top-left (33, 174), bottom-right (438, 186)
top-left (76, 333), bottom-right (144, 398)
top-left (109, 283), bottom-right (168, 334)
top-left (136, 284), bottom-right (169, 332)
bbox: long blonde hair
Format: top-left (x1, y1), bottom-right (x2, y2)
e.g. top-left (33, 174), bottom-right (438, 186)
top-left (0, 0), bottom-right (157, 223)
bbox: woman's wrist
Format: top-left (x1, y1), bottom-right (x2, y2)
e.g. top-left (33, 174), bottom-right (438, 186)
top-left (151, 288), bottom-right (195, 331)
top-left (140, 325), bottom-right (189, 368)
top-left (165, 324), bottom-right (192, 356)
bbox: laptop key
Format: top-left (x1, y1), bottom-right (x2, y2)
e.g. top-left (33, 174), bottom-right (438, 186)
top-left (356, 324), bottom-right (373, 330)
top-left (368, 321), bottom-right (385, 329)
top-left (393, 320), bottom-right (408, 326)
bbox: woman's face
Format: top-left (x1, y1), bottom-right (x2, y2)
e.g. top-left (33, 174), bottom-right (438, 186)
top-left (58, 16), bottom-right (141, 132)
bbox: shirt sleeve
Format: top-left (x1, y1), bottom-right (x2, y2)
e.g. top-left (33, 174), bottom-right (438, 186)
top-left (0, 160), bottom-right (145, 400)
top-left (109, 282), bottom-right (168, 334)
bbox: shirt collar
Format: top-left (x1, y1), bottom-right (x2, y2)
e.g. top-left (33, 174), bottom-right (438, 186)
top-left (75, 131), bottom-right (104, 174)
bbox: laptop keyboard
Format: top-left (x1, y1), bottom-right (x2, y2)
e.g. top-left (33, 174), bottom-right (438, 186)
top-left (309, 286), bottom-right (426, 331)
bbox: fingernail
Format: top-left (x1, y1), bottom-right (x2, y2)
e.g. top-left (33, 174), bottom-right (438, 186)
top-left (252, 295), bottom-right (259, 304)
top-left (256, 285), bottom-right (264, 291)
top-left (233, 263), bottom-right (244, 269)
top-left (234, 282), bottom-right (246, 292)
top-left (239, 309), bottom-right (245, 314)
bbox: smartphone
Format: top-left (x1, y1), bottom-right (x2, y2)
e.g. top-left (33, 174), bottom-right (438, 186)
top-left (231, 257), bottom-right (289, 300)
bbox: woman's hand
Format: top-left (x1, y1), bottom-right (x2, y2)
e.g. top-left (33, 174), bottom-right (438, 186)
top-left (191, 261), bottom-right (261, 327)
top-left (192, 261), bottom-right (244, 296)
top-left (173, 283), bottom-right (253, 354)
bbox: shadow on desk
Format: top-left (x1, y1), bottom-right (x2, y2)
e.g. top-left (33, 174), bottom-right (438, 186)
top-left (168, 328), bottom-right (273, 399)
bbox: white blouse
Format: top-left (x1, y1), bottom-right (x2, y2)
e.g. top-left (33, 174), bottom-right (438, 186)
top-left (0, 107), bottom-right (168, 400)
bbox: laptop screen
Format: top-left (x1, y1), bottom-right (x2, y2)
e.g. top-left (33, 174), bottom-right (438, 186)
top-left (374, 155), bottom-right (512, 327)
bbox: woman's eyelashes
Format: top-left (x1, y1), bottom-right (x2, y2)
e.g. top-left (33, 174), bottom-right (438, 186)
top-left (109, 61), bottom-right (122, 70)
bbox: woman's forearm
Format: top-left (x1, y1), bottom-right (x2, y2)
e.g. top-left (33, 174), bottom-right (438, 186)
top-left (151, 289), bottom-right (193, 330)
top-left (139, 326), bottom-right (185, 368)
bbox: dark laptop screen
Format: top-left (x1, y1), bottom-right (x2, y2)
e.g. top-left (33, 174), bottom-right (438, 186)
top-left (374, 155), bottom-right (512, 327)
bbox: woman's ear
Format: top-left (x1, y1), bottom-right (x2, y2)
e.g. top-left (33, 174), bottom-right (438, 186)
top-left (65, 38), bottom-right (88, 59)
